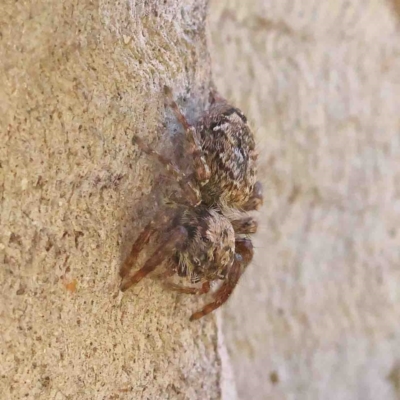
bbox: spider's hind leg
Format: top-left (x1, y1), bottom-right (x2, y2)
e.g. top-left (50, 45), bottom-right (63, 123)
top-left (164, 85), bottom-right (210, 185)
top-left (132, 135), bottom-right (201, 206)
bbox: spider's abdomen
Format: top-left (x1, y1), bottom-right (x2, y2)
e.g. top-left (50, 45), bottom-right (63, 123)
top-left (198, 101), bottom-right (257, 209)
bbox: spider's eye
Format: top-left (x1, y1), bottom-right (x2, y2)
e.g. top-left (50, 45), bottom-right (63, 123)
top-left (202, 236), bottom-right (211, 243)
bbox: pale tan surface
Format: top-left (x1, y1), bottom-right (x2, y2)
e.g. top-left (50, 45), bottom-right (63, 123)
top-left (0, 1), bottom-right (221, 399)
top-left (209, 1), bottom-right (400, 399)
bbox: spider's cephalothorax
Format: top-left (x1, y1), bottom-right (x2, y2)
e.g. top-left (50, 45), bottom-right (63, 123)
top-left (120, 86), bottom-right (263, 320)
top-left (178, 206), bottom-right (235, 283)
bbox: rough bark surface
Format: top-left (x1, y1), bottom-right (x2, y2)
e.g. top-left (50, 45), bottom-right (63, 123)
top-left (208, 1), bottom-right (400, 399)
top-left (0, 1), bottom-right (221, 399)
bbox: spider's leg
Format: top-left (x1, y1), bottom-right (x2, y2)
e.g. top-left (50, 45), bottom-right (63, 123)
top-left (120, 226), bottom-right (188, 292)
top-left (163, 281), bottom-right (211, 295)
top-left (153, 256), bottom-right (211, 294)
top-left (242, 181), bottom-right (263, 211)
top-left (164, 85), bottom-right (210, 185)
top-left (132, 135), bottom-right (201, 206)
top-left (189, 238), bottom-right (253, 321)
top-left (120, 209), bottom-right (173, 279)
top-left (152, 267), bottom-right (175, 280)
top-left (231, 216), bottom-right (258, 235)
top-left (189, 260), bottom-right (241, 321)
top-left (119, 221), bottom-right (156, 279)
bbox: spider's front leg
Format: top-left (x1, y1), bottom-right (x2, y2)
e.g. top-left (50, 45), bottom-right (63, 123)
top-left (152, 263), bottom-right (211, 295)
top-left (189, 238), bottom-right (253, 321)
top-left (163, 281), bottom-right (211, 295)
top-left (120, 224), bottom-right (188, 292)
top-left (120, 221), bottom-right (156, 280)
top-left (231, 216), bottom-right (258, 235)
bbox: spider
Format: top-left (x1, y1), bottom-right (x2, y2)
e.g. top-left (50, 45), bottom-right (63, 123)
top-left (120, 86), bottom-right (263, 321)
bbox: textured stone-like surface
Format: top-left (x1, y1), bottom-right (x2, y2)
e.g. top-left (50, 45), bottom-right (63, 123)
top-left (0, 1), bottom-right (220, 399)
top-left (209, 1), bottom-right (400, 399)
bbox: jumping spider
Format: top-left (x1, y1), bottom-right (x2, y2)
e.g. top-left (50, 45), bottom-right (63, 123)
top-left (120, 86), bottom-right (263, 320)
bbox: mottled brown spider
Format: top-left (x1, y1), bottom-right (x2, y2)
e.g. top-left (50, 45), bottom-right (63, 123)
top-left (120, 86), bottom-right (263, 320)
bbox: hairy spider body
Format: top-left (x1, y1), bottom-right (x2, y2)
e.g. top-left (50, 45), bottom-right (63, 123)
top-left (120, 86), bottom-right (263, 320)
top-left (197, 100), bottom-right (258, 209)
top-left (178, 206), bottom-right (235, 283)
